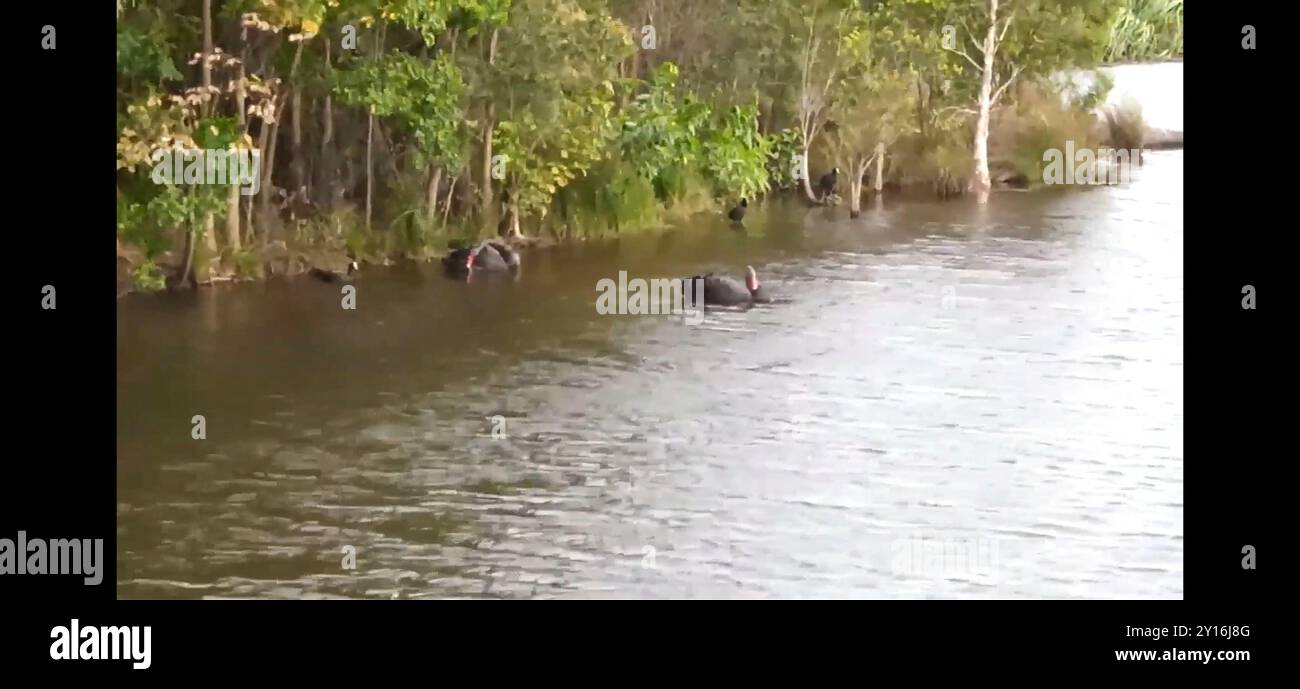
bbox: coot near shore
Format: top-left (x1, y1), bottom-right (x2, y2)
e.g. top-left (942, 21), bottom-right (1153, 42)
top-left (727, 198), bottom-right (748, 225)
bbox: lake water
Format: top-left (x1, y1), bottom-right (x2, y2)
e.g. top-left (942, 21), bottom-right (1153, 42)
top-left (118, 150), bottom-right (1183, 599)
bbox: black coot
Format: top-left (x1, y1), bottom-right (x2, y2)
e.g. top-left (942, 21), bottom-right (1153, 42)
top-left (816, 167), bottom-right (839, 201)
top-left (727, 198), bottom-right (748, 224)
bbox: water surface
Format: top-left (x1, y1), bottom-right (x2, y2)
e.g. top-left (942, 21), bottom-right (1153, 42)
top-left (118, 150), bottom-right (1183, 599)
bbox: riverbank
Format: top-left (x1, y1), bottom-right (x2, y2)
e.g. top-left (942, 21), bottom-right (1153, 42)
top-left (117, 54), bottom-right (1183, 300)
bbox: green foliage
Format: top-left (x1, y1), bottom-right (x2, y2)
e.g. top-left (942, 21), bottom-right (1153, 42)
top-left (114, 0), bottom-right (1128, 277)
top-left (117, 23), bottom-right (183, 86)
top-left (764, 128), bottom-right (803, 191)
top-left (999, 81), bottom-right (1103, 187)
top-left (899, 0), bottom-right (1116, 94)
top-left (233, 250), bottom-right (265, 279)
top-left (132, 260), bottom-right (168, 292)
top-left (557, 158), bottom-right (659, 237)
top-left (618, 63), bottom-right (711, 189)
top-left (391, 208), bottom-right (431, 255)
top-left (228, 0), bottom-right (328, 32)
top-left (448, 0), bottom-right (511, 36)
top-left (192, 116), bottom-right (244, 152)
top-left (700, 104), bottom-right (772, 199)
top-left (1104, 0), bottom-right (1183, 63)
top-left (118, 182), bottom-right (225, 259)
top-left (496, 91), bottom-right (618, 216)
top-left (336, 52), bottom-right (467, 171)
top-left (489, 0), bottom-right (633, 216)
top-left (1103, 97), bottom-right (1145, 150)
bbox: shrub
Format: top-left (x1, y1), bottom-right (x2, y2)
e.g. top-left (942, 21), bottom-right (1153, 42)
top-left (1103, 98), bottom-right (1145, 151)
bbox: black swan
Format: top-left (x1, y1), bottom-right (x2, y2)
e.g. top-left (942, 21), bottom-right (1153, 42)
top-left (682, 265), bottom-right (771, 307)
top-left (816, 167), bottom-right (839, 202)
top-left (443, 241), bottom-right (521, 278)
top-left (309, 260), bottom-right (358, 284)
top-left (727, 198), bottom-right (748, 224)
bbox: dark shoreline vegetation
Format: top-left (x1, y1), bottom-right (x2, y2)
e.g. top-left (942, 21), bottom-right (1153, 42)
top-left (116, 0), bottom-right (1183, 297)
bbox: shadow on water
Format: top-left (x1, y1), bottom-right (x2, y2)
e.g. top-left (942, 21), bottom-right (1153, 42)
top-left (118, 150), bottom-right (1182, 599)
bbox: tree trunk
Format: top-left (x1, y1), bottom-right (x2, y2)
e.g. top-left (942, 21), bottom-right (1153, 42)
top-left (506, 203), bottom-right (522, 238)
top-left (201, 0), bottom-right (213, 116)
top-left (225, 185), bottom-right (242, 254)
top-left (799, 142), bottom-right (819, 204)
top-left (227, 41), bottom-right (246, 256)
top-left (427, 165), bottom-right (443, 225)
top-left (365, 113), bottom-right (374, 231)
top-left (848, 174), bottom-right (862, 218)
top-left (318, 39), bottom-right (335, 209)
top-left (259, 41), bottom-right (304, 231)
top-left (873, 141), bottom-right (885, 193)
top-left (480, 27), bottom-right (500, 220)
top-left (481, 117), bottom-right (495, 218)
top-left (249, 99), bottom-right (270, 243)
top-left (915, 77), bottom-right (927, 141)
top-left (179, 226), bottom-right (197, 288)
top-left (261, 108), bottom-right (283, 222)
top-left (972, 0), bottom-right (999, 205)
top-left (442, 175), bottom-right (457, 230)
top-left (291, 87), bottom-right (304, 196)
top-left (200, 213), bottom-right (217, 283)
top-left (200, 0), bottom-right (217, 259)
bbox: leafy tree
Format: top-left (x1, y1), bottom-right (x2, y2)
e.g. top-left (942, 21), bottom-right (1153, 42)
top-left (487, 0), bottom-right (633, 236)
top-left (918, 0), bottom-right (1116, 202)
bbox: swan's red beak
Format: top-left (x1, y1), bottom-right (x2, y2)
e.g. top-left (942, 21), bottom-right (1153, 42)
top-left (465, 253), bottom-right (474, 270)
top-left (745, 266), bottom-right (758, 291)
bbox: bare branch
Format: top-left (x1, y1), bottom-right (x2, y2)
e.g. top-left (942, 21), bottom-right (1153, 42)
top-left (944, 46), bottom-right (983, 72)
top-left (990, 64), bottom-right (1023, 104)
top-left (960, 18), bottom-right (981, 52)
top-left (997, 14), bottom-right (1013, 46)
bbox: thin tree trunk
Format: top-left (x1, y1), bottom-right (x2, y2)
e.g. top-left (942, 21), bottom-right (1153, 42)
top-left (319, 39), bottom-right (335, 209)
top-left (179, 226), bottom-right (196, 289)
top-left (365, 113), bottom-right (374, 231)
top-left (258, 40), bottom-right (304, 233)
top-left (797, 27), bottom-right (820, 205)
top-left (480, 27), bottom-right (500, 220)
top-left (246, 97), bottom-right (266, 244)
top-left (800, 142), bottom-right (819, 204)
top-left (226, 42), bottom-right (247, 256)
top-left (441, 175), bottom-right (457, 230)
top-left (972, 0), bottom-right (999, 204)
top-left (291, 85), bottom-right (304, 196)
top-left (364, 24), bottom-right (385, 233)
top-left (427, 165), bottom-right (443, 224)
top-left (201, 0), bottom-right (213, 116)
top-left (873, 141), bottom-right (885, 193)
top-left (916, 77), bottom-right (928, 141)
top-left (506, 203), bottom-right (521, 238)
top-left (375, 120), bottom-right (402, 179)
top-left (202, 214), bottom-right (218, 271)
top-left (261, 106), bottom-right (283, 221)
top-left (226, 184), bottom-right (242, 255)
top-left (200, 0), bottom-right (218, 263)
